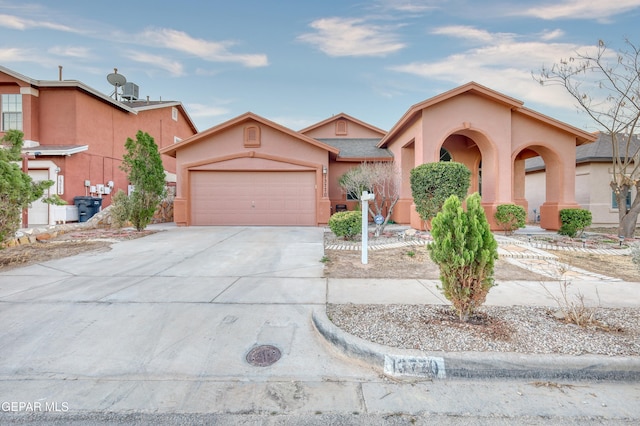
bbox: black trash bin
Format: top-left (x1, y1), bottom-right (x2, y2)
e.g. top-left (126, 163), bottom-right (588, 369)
top-left (74, 196), bottom-right (103, 222)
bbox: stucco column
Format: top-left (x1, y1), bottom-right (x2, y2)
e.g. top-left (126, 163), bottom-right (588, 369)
top-left (409, 128), bottom-right (429, 230)
top-left (513, 157), bottom-right (529, 215)
top-left (539, 149), bottom-right (580, 230)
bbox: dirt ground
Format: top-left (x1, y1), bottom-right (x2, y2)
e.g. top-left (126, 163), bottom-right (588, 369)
top-left (549, 250), bottom-right (638, 282)
top-left (0, 229), bottom-right (155, 271)
top-left (322, 246), bottom-right (555, 281)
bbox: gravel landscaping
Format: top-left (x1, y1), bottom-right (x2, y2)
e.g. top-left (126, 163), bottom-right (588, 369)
top-left (324, 225), bottom-right (640, 357)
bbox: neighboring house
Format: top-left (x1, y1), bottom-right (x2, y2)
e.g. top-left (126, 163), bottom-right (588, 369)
top-left (163, 82), bottom-right (596, 230)
top-left (526, 133), bottom-right (639, 226)
top-left (0, 65), bottom-right (197, 226)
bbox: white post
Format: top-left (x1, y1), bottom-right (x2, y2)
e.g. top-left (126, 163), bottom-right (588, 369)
top-left (361, 191), bottom-right (375, 264)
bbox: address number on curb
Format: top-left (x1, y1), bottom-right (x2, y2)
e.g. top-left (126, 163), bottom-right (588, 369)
top-left (384, 355), bottom-right (446, 379)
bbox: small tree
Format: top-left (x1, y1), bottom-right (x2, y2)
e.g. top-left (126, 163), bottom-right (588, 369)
top-left (428, 193), bottom-right (498, 322)
top-left (0, 130), bottom-right (53, 244)
top-left (120, 131), bottom-right (165, 231)
top-left (410, 162), bottom-right (471, 229)
top-left (338, 162), bottom-right (400, 237)
top-left (535, 39), bottom-right (640, 238)
top-left (494, 204), bottom-right (526, 235)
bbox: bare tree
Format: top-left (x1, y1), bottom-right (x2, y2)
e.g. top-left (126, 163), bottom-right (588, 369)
top-left (339, 162), bottom-right (401, 237)
top-left (534, 39), bottom-right (640, 238)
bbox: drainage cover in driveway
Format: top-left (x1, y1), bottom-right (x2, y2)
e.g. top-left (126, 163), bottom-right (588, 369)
top-left (246, 345), bottom-right (281, 367)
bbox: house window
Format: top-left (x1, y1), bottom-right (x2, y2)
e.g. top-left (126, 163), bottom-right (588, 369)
top-left (2, 94), bottom-right (22, 131)
top-left (612, 189), bottom-right (632, 211)
top-left (244, 125), bottom-right (261, 147)
top-left (171, 107), bottom-right (178, 121)
top-left (174, 136), bottom-right (182, 144)
top-left (346, 188), bottom-right (370, 201)
top-left (335, 119), bottom-right (348, 136)
top-left (346, 190), bottom-right (359, 201)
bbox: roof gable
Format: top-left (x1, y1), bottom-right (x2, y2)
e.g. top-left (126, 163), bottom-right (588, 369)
top-left (379, 81), bottom-right (595, 147)
top-left (299, 112), bottom-right (386, 137)
top-left (126, 100), bottom-right (198, 133)
top-left (161, 112), bottom-right (340, 157)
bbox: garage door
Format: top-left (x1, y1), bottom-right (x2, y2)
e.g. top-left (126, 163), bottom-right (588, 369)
top-left (191, 171), bottom-right (316, 225)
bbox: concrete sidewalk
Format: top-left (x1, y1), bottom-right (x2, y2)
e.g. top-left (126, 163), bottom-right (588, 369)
top-left (0, 224), bottom-right (638, 423)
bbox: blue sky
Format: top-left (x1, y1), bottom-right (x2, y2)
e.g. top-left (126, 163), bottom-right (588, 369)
top-left (1, 0), bottom-right (639, 133)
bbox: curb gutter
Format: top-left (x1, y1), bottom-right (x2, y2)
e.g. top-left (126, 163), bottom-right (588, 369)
top-left (312, 308), bottom-right (640, 381)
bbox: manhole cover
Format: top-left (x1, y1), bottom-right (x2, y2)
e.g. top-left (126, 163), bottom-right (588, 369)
top-left (246, 345), bottom-right (281, 367)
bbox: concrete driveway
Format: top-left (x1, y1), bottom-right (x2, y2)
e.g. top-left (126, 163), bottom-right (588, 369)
top-left (2, 225), bottom-right (639, 423)
top-left (0, 225), bottom-right (377, 414)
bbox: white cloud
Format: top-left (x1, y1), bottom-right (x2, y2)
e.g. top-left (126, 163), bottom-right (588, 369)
top-left (127, 51), bottom-right (185, 77)
top-left (391, 27), bottom-right (596, 113)
top-left (48, 46), bottom-right (92, 59)
top-left (430, 25), bottom-right (513, 44)
top-left (516, 0), bottom-right (640, 20)
top-left (377, 0), bottom-right (441, 13)
top-left (540, 29), bottom-right (565, 41)
top-left (186, 102), bottom-right (230, 118)
top-left (137, 28), bottom-right (268, 68)
top-left (0, 47), bottom-right (32, 62)
top-left (0, 13), bottom-right (80, 32)
top-left (298, 17), bottom-right (405, 57)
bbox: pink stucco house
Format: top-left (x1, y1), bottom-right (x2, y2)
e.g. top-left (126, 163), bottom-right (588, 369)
top-left (0, 66), bottom-right (197, 226)
top-left (163, 82), bottom-right (596, 230)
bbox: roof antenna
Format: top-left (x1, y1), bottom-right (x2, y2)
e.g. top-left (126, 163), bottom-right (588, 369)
top-left (106, 68), bottom-right (127, 101)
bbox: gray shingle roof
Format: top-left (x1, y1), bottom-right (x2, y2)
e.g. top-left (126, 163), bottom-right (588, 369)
top-left (526, 133), bottom-right (640, 171)
top-left (316, 138), bottom-right (393, 159)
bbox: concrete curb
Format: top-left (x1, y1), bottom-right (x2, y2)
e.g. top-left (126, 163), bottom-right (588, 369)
top-left (312, 308), bottom-right (640, 381)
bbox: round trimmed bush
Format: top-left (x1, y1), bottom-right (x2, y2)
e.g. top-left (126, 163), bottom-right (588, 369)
top-left (328, 211), bottom-right (362, 240)
top-left (494, 204), bottom-right (526, 235)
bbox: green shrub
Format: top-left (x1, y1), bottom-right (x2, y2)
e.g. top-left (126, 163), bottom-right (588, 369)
top-left (328, 211), bottom-right (362, 240)
top-left (494, 204), bottom-right (526, 235)
top-left (410, 162), bottom-right (471, 227)
top-left (110, 189), bottom-right (132, 228)
top-left (42, 194), bottom-right (67, 206)
top-left (428, 193), bottom-right (498, 322)
top-left (558, 208), bottom-right (592, 238)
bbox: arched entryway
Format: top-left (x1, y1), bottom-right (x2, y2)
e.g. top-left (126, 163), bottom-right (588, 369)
top-left (437, 129), bottom-right (502, 227)
top-left (513, 145), bottom-right (566, 230)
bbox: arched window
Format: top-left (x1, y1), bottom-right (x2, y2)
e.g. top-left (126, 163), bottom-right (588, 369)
top-left (244, 125), bottom-right (261, 147)
top-left (439, 148), bottom-right (452, 161)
